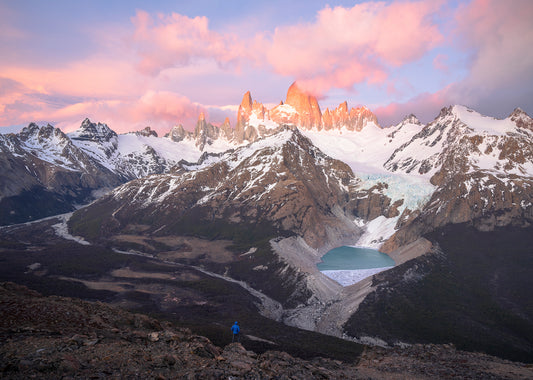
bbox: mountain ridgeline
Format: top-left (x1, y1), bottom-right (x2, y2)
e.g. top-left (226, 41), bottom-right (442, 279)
top-left (2, 82), bottom-right (533, 362)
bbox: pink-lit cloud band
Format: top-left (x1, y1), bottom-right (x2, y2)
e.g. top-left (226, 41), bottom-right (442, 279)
top-left (1, 0), bottom-right (532, 134)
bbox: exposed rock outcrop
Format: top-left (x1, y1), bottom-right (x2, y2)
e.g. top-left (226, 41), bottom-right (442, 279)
top-left (135, 126), bottom-right (158, 138)
top-left (68, 118), bottom-right (117, 142)
top-left (241, 82), bottom-right (380, 133)
top-left (271, 82), bottom-right (323, 129)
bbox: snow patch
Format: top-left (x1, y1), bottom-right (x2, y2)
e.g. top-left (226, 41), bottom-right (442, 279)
top-left (355, 216), bottom-right (398, 249)
top-left (322, 267), bottom-right (393, 286)
top-left (302, 124), bottom-right (419, 174)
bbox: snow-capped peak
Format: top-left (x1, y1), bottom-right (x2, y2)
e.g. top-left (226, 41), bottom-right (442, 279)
top-left (509, 107), bottom-right (533, 130)
top-left (448, 105), bottom-right (516, 136)
top-left (69, 118), bottom-right (117, 142)
top-left (400, 114), bottom-right (421, 126)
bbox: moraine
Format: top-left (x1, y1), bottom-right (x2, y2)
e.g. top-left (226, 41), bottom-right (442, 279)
top-left (318, 246), bottom-right (395, 287)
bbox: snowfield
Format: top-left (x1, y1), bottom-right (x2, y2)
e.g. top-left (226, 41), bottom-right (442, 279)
top-left (321, 267), bottom-right (394, 287)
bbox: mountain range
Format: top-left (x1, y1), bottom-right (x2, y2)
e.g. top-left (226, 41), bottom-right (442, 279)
top-left (2, 82), bottom-right (531, 243)
top-left (1, 82), bottom-right (533, 362)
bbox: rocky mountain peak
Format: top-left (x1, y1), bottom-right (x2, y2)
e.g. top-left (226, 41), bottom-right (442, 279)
top-left (233, 83), bottom-right (378, 135)
top-left (18, 122), bottom-right (69, 145)
top-left (241, 91), bottom-right (253, 110)
top-left (280, 82), bottom-right (322, 129)
top-left (167, 124), bottom-right (187, 142)
top-left (400, 114), bottom-right (422, 125)
top-left (437, 105), bottom-right (454, 119)
top-left (510, 107), bottom-right (526, 116)
top-left (21, 122), bottom-right (40, 134)
top-left (220, 117), bottom-right (233, 140)
top-left (194, 114), bottom-right (208, 136)
top-left (136, 126), bottom-right (158, 138)
top-left (193, 114), bottom-right (221, 150)
top-left (509, 107), bottom-right (533, 130)
top-left (19, 122), bottom-right (48, 137)
top-left (69, 118), bottom-right (117, 142)
top-left (237, 91), bottom-right (253, 125)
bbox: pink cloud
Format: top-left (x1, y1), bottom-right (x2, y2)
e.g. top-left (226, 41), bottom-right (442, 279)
top-left (433, 54), bottom-right (449, 72)
top-left (374, 85), bottom-right (454, 126)
top-left (454, 0), bottom-right (533, 90)
top-left (1, 58), bottom-right (144, 99)
top-left (127, 3), bottom-right (445, 95)
top-left (264, 1), bottom-right (444, 95)
top-left (131, 10), bottom-right (248, 76)
top-left (0, 75), bottom-right (207, 135)
top-left (447, 0), bottom-right (533, 116)
top-left (372, 0), bottom-right (533, 126)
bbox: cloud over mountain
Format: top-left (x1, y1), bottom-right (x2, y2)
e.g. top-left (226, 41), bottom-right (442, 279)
top-left (0, 0), bottom-right (532, 133)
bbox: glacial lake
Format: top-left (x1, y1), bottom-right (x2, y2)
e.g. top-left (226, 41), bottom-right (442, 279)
top-left (317, 246), bottom-right (395, 286)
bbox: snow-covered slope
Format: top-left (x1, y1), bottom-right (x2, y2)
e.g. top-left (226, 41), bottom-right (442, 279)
top-left (68, 119), bottom-right (237, 180)
top-left (299, 115), bottom-right (434, 247)
top-left (301, 116), bottom-right (421, 175)
top-left (385, 105), bottom-right (533, 178)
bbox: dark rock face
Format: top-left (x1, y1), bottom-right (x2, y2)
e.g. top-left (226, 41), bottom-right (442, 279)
top-left (135, 126), bottom-right (158, 137)
top-left (348, 183), bottom-right (402, 220)
top-left (168, 115), bottom-right (235, 148)
top-left (166, 124), bottom-right (188, 142)
top-left (382, 171), bottom-right (533, 252)
top-left (194, 113), bottom-right (222, 150)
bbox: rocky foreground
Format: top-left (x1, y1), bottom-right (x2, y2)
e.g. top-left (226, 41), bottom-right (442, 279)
top-left (1, 282), bottom-right (532, 379)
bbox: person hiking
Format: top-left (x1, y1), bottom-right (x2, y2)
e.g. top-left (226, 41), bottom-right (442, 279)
top-left (231, 321), bottom-right (240, 342)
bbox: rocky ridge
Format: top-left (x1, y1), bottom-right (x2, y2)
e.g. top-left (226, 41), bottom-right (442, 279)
top-left (2, 282), bottom-right (531, 379)
top-left (167, 113), bottom-right (234, 150)
top-left (0, 123), bottom-right (122, 225)
top-left (69, 119), bottom-right (175, 180)
top-left (236, 82), bottom-right (380, 142)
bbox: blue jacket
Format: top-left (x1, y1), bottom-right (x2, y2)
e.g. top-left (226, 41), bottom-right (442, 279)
top-left (231, 322), bottom-right (240, 334)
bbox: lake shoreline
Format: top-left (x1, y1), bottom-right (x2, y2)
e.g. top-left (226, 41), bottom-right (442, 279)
top-left (321, 267), bottom-right (394, 287)
top-left (318, 246), bottom-right (396, 286)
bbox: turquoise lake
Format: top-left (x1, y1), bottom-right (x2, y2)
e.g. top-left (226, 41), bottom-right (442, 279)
top-left (317, 246), bottom-right (395, 271)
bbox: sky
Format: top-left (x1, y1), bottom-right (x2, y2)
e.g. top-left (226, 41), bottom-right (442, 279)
top-left (1, 0), bottom-right (532, 134)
